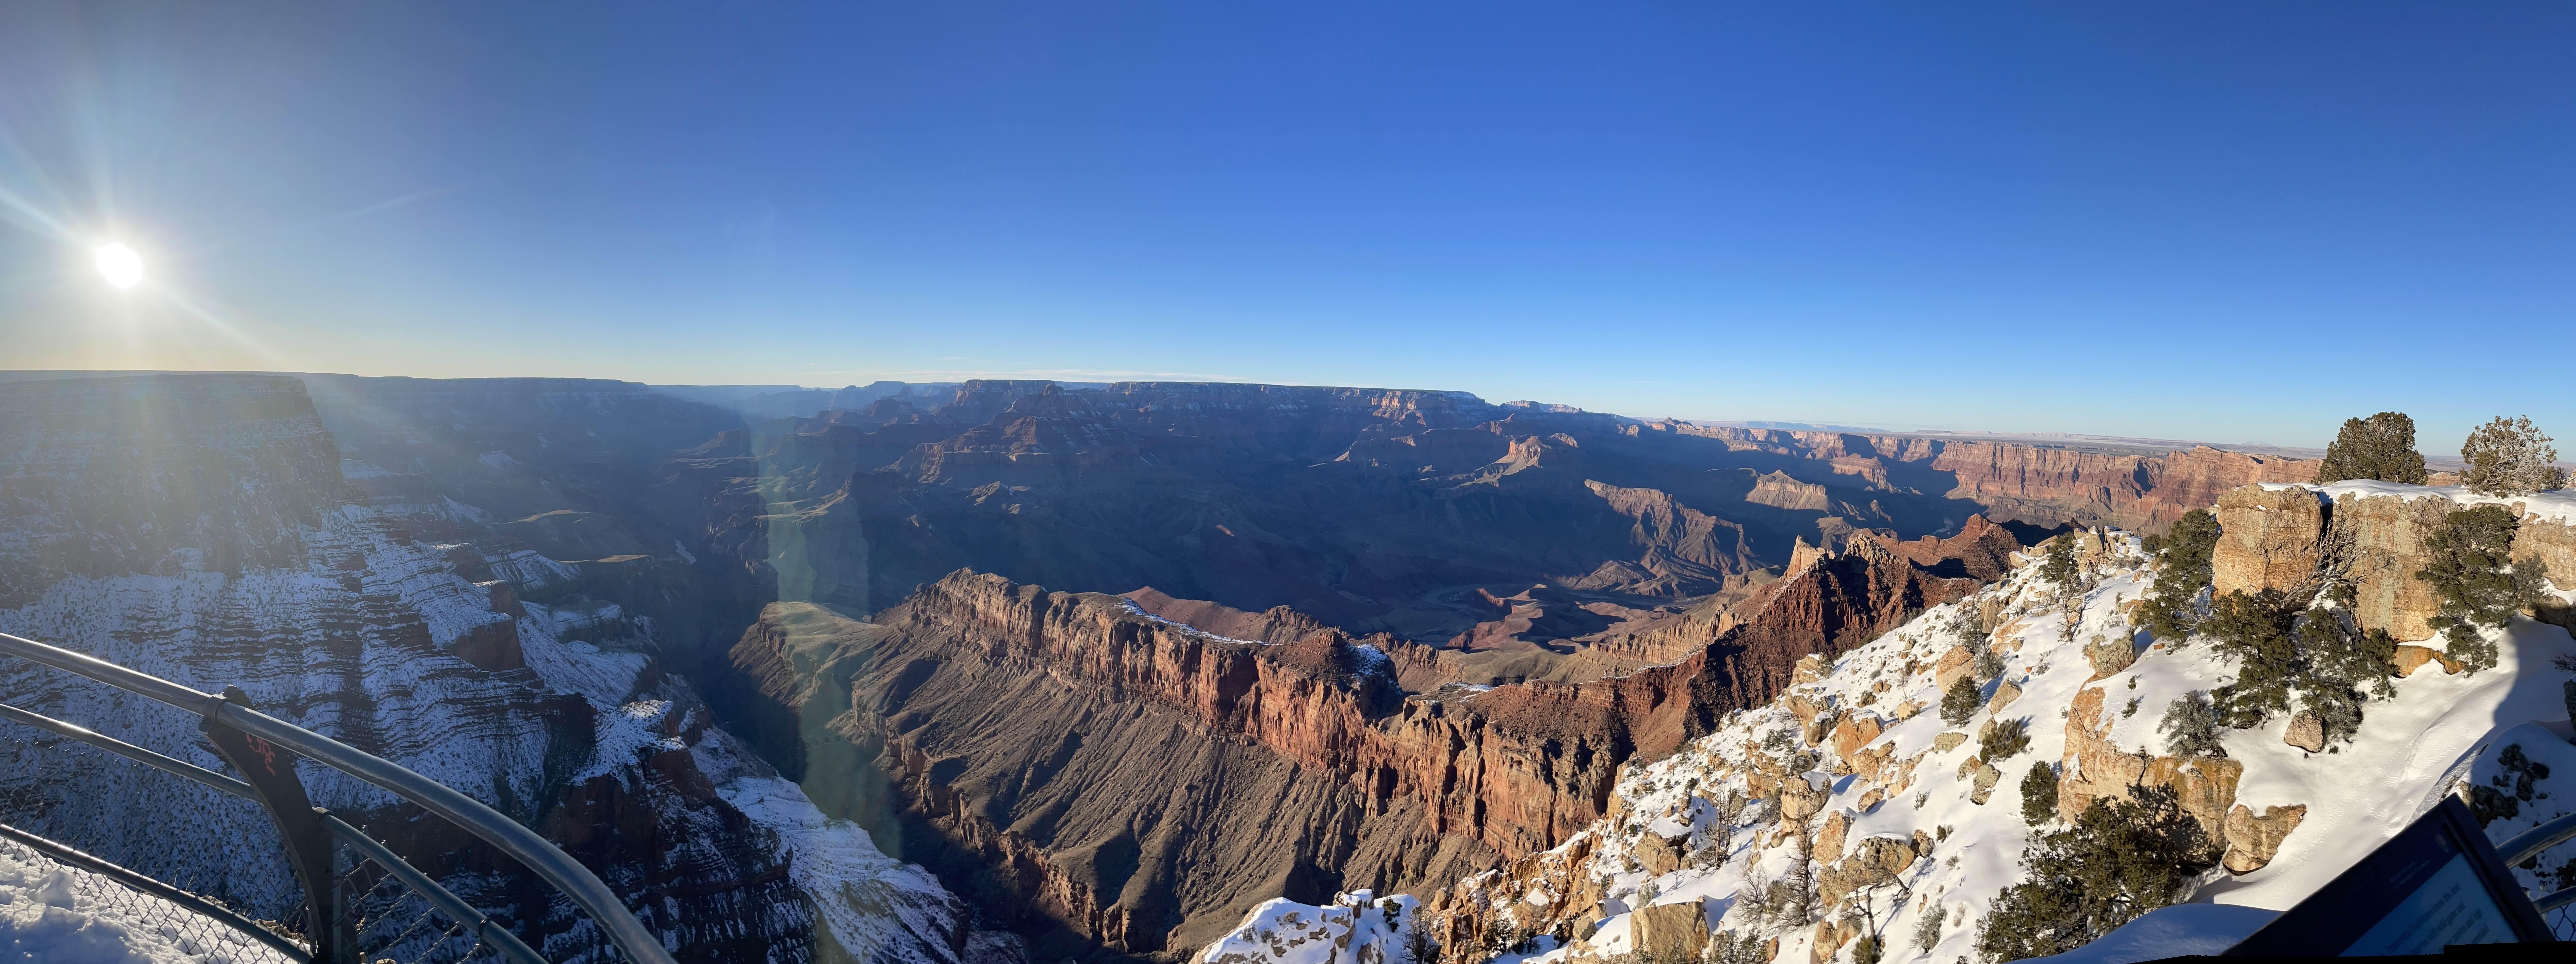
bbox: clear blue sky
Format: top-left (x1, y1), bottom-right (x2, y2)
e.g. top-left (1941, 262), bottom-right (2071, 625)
top-left (2, 2), bottom-right (2569, 449)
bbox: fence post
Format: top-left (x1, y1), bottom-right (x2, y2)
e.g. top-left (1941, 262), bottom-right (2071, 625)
top-left (202, 686), bottom-right (352, 963)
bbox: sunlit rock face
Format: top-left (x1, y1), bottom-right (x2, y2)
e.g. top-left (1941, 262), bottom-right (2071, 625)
top-left (0, 373), bottom-right (980, 964)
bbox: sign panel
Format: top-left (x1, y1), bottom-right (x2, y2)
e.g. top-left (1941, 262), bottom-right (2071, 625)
top-left (2225, 796), bottom-right (2553, 955)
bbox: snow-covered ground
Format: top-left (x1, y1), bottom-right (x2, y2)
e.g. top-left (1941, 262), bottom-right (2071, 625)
top-left (0, 838), bottom-right (297, 964)
top-left (1201, 531), bottom-right (2576, 964)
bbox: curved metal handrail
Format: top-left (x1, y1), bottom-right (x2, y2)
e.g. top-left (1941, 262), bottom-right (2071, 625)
top-left (0, 820), bottom-right (313, 962)
top-left (322, 815), bottom-right (547, 964)
top-left (0, 630), bottom-right (678, 964)
top-left (2501, 812), bottom-right (2576, 868)
top-left (0, 700), bottom-right (256, 800)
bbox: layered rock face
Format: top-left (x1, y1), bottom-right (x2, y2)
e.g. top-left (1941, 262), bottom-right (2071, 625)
top-left (2207, 481), bottom-right (2576, 641)
top-left (2209, 486), bottom-right (2327, 597)
top-left (1690, 429), bottom-right (2320, 533)
top-left (0, 374), bottom-right (978, 964)
top-left (727, 517), bottom-right (2017, 959)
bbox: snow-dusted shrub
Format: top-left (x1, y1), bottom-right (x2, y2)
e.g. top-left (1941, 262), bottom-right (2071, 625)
top-left (2316, 411), bottom-right (2429, 485)
top-left (2418, 504), bottom-right (2549, 674)
top-left (2134, 509), bottom-right (2220, 644)
top-left (2461, 415), bottom-right (2565, 496)
top-left (1975, 786), bottom-right (2213, 961)
top-left (2019, 762), bottom-right (2059, 825)
top-left (1914, 904), bottom-right (1945, 951)
top-left (2157, 691), bottom-right (2226, 759)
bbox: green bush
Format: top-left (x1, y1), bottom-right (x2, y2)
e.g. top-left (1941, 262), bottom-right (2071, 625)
top-left (2418, 504), bottom-right (2546, 674)
top-left (1983, 718), bottom-right (2031, 761)
top-left (1976, 786), bottom-right (2214, 961)
top-left (1941, 675), bottom-right (1983, 726)
top-left (2204, 590), bottom-right (2299, 726)
top-left (2135, 509), bottom-right (2220, 644)
top-left (2316, 412), bottom-right (2429, 485)
top-left (2020, 762), bottom-right (2059, 825)
top-left (2040, 535), bottom-right (2079, 592)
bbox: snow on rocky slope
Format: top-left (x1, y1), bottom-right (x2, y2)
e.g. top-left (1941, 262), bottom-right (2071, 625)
top-left (0, 374), bottom-right (989, 964)
top-left (1201, 501), bottom-right (2576, 964)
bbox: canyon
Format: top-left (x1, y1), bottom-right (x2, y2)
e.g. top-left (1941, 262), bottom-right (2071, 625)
top-left (0, 371), bottom-right (2331, 963)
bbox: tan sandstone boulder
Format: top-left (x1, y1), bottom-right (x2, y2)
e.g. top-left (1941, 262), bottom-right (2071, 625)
top-left (1632, 901), bottom-right (1710, 961)
top-left (2222, 804), bottom-right (2308, 874)
top-left (1934, 646), bottom-right (1976, 694)
top-left (2284, 711), bottom-right (2326, 753)
top-left (2085, 633), bottom-right (2137, 680)
top-left (1831, 714), bottom-right (1886, 760)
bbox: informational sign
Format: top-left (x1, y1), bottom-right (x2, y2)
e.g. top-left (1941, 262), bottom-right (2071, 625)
top-left (2225, 796), bottom-right (2553, 955)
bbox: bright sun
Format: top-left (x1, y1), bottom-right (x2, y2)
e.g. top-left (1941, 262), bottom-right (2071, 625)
top-left (95, 243), bottom-right (143, 289)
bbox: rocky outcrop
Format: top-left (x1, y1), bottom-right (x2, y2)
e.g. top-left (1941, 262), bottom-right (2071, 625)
top-left (2203, 482), bottom-right (2576, 642)
top-left (2210, 486), bottom-right (2326, 597)
top-left (2328, 492), bottom-right (2453, 641)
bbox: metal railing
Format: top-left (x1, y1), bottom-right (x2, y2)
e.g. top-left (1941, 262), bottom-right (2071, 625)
top-left (0, 630), bottom-right (679, 964)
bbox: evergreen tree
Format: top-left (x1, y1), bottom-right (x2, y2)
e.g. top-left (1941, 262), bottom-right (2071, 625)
top-left (1940, 675), bottom-right (1982, 726)
top-left (2204, 590), bottom-right (2299, 726)
top-left (2462, 416), bottom-right (2566, 496)
top-left (2315, 412), bottom-right (2429, 484)
top-left (2020, 762), bottom-right (2060, 825)
top-left (2135, 509), bottom-right (2221, 644)
top-left (2158, 691), bottom-right (2226, 759)
top-left (1976, 787), bottom-right (2214, 961)
top-left (2039, 535), bottom-right (2080, 593)
top-left (2418, 504), bottom-right (2549, 673)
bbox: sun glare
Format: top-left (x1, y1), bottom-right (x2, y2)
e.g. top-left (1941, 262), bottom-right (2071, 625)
top-left (95, 243), bottom-right (143, 289)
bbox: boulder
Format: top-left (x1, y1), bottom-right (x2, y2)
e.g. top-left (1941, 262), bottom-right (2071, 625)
top-left (2085, 633), bottom-right (2138, 680)
top-left (1632, 901), bottom-right (1710, 962)
top-left (2222, 804), bottom-right (2308, 874)
top-left (1779, 771), bottom-right (1831, 823)
top-left (1969, 762), bottom-right (2003, 805)
top-left (1817, 809), bottom-right (1853, 860)
top-left (1635, 832), bottom-right (1685, 875)
top-left (1809, 917), bottom-right (1860, 964)
top-left (1934, 731), bottom-right (1969, 753)
top-left (1831, 714), bottom-right (1886, 760)
top-left (1934, 646), bottom-right (1976, 693)
top-left (1793, 653), bottom-right (1831, 684)
top-left (1989, 680), bottom-right (2024, 715)
top-left (2332, 492), bottom-right (2456, 641)
top-left (2212, 486), bottom-right (2325, 597)
top-left (2284, 711), bottom-right (2326, 753)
